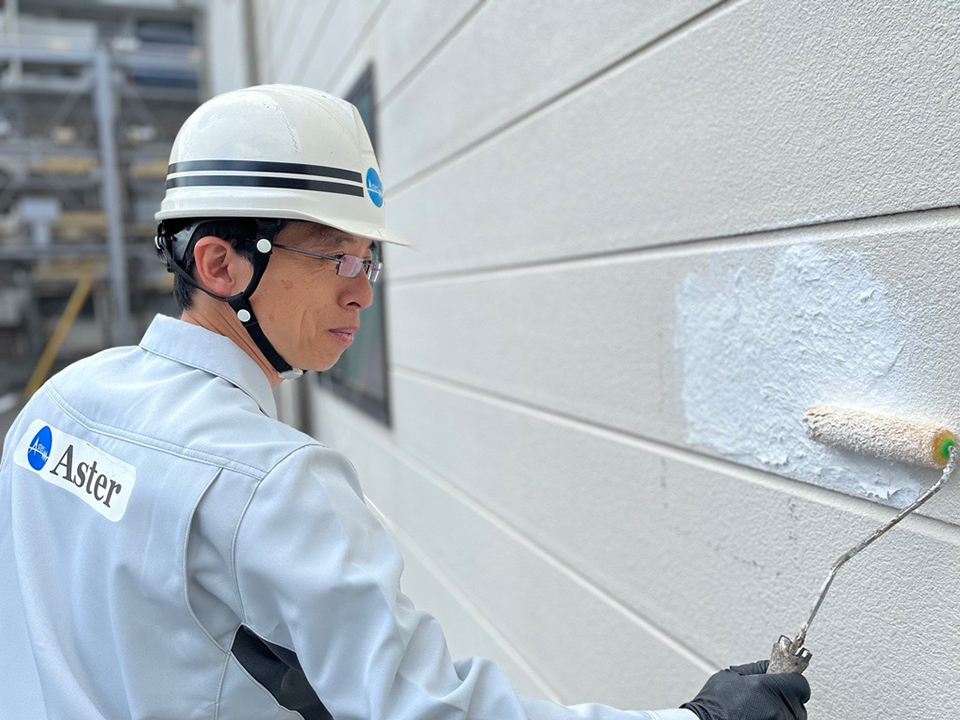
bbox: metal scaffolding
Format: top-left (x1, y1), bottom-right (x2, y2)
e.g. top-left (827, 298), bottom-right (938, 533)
top-left (0, 3), bottom-right (201, 411)
top-left (0, 43), bottom-right (132, 343)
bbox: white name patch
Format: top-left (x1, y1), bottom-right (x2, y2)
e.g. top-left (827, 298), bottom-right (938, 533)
top-left (14, 419), bottom-right (136, 522)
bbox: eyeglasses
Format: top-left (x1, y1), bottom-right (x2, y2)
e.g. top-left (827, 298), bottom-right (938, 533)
top-left (271, 242), bottom-right (382, 283)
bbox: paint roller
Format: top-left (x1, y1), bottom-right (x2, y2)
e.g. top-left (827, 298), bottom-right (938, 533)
top-left (766, 403), bottom-right (958, 674)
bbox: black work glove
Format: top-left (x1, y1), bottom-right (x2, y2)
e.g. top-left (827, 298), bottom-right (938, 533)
top-left (680, 660), bottom-right (810, 720)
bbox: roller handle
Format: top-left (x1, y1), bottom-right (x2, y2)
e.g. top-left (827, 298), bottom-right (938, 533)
top-left (767, 635), bottom-right (812, 674)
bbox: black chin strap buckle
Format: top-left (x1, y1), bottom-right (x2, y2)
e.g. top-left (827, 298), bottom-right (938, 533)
top-left (227, 233), bottom-right (303, 380)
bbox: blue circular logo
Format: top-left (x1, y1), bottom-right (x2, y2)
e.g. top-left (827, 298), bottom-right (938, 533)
top-left (28, 426), bottom-right (52, 471)
top-left (365, 167), bottom-right (384, 208)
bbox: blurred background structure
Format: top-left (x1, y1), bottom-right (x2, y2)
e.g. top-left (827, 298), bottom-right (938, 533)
top-left (0, 0), bottom-right (202, 429)
top-left (4, 2), bottom-right (960, 717)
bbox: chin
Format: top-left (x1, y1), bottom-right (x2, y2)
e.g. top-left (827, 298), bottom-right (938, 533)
top-left (309, 353), bottom-right (344, 373)
top-left (285, 345), bottom-right (344, 374)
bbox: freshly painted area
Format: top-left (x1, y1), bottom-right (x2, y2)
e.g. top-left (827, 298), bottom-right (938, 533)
top-left (675, 243), bottom-right (928, 503)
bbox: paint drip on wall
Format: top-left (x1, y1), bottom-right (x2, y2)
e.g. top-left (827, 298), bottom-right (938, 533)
top-left (675, 243), bottom-right (926, 504)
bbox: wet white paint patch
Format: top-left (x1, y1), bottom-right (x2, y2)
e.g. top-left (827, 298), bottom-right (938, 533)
top-left (675, 243), bottom-right (926, 504)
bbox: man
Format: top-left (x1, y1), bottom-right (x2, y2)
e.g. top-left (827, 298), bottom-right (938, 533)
top-left (0, 85), bottom-right (809, 719)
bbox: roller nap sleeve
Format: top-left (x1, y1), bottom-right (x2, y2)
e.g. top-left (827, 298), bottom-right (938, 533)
top-left (802, 404), bottom-right (956, 469)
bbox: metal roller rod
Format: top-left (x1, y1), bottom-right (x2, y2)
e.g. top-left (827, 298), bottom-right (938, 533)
top-left (794, 445), bottom-right (959, 647)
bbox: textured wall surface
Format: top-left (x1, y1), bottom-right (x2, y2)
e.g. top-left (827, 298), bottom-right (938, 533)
top-left (245, 1), bottom-right (960, 716)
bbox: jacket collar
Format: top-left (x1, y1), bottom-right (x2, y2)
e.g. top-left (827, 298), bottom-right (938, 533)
top-left (139, 314), bottom-right (278, 419)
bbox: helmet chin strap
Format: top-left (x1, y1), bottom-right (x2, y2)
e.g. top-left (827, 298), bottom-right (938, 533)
top-left (156, 220), bottom-right (304, 380)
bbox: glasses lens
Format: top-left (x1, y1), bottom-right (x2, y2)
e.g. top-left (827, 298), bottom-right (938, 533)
top-left (367, 261), bottom-right (382, 283)
top-left (337, 255), bottom-right (362, 278)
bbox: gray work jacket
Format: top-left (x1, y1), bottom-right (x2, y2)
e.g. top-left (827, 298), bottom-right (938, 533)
top-left (0, 314), bottom-right (692, 720)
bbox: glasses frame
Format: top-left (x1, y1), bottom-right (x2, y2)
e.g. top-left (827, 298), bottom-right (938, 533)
top-left (271, 242), bottom-right (382, 283)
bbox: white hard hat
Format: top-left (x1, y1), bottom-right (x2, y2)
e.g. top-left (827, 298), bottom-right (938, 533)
top-left (156, 84), bottom-right (408, 246)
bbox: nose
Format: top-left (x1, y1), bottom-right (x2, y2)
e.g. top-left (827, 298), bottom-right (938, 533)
top-left (342, 269), bottom-right (374, 310)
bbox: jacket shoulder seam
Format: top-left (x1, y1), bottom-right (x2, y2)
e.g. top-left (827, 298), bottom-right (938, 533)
top-left (44, 381), bottom-right (266, 478)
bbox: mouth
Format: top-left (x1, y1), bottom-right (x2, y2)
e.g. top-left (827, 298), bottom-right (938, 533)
top-left (328, 327), bottom-right (358, 345)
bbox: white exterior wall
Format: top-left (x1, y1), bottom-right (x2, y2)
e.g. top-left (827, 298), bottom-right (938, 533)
top-left (245, 2), bottom-right (960, 716)
top-left (203, 0), bottom-right (253, 94)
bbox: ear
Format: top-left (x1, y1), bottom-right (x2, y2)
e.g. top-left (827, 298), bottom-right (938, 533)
top-left (191, 236), bottom-right (252, 297)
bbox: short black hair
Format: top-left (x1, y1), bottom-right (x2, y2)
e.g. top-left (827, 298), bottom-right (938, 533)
top-left (162, 218), bottom-right (289, 310)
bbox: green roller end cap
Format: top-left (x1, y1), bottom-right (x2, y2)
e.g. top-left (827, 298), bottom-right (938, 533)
top-left (941, 438), bottom-right (956, 459)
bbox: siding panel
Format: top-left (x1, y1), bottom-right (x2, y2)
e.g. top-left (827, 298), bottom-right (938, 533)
top-left (383, 0), bottom-right (960, 280)
top-left (325, 0), bottom-right (483, 100)
top-left (289, 0), bottom-right (385, 91)
top-left (387, 209), bottom-right (960, 520)
top-left (270, 0), bottom-right (331, 83)
top-left (378, 0), bottom-right (721, 184)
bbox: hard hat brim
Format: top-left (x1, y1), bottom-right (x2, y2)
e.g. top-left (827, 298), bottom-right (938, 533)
top-left (155, 205), bottom-right (411, 247)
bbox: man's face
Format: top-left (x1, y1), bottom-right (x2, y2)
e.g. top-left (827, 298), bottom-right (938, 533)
top-left (253, 221), bottom-right (375, 372)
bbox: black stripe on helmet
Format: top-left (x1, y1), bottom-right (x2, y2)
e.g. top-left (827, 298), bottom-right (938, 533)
top-left (168, 160), bottom-right (362, 184)
top-left (166, 174), bottom-right (365, 197)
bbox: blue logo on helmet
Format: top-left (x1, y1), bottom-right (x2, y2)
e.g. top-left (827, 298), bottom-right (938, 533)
top-left (365, 168), bottom-right (384, 208)
top-left (27, 426), bottom-right (52, 471)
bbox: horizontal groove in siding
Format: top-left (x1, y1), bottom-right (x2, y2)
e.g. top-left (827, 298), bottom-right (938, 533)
top-left (385, 205), bottom-right (960, 288)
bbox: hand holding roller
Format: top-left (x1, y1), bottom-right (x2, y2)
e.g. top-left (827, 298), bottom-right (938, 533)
top-left (767, 404), bottom-right (958, 675)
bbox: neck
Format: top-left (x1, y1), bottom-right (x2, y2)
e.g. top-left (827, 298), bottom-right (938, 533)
top-left (180, 300), bottom-right (284, 388)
